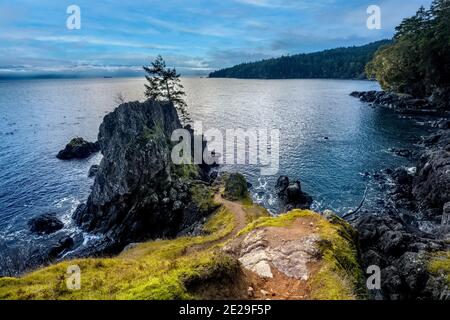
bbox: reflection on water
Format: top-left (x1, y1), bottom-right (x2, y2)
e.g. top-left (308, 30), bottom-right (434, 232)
top-left (0, 78), bottom-right (432, 250)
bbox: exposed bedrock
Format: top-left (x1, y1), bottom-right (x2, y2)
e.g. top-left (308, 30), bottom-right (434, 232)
top-left (73, 100), bottom-right (217, 252)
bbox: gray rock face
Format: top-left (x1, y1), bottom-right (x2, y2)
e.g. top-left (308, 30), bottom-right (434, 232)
top-left (73, 100), bottom-right (206, 251)
top-left (88, 164), bottom-right (99, 178)
top-left (355, 130), bottom-right (450, 300)
top-left (413, 133), bottom-right (450, 219)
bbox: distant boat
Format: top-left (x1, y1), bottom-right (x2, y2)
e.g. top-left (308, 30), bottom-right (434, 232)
top-left (103, 76), bottom-right (113, 78)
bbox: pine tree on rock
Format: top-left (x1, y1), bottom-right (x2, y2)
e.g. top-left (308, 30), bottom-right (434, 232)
top-left (143, 56), bottom-right (190, 123)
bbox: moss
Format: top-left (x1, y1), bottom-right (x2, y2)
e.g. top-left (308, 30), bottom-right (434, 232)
top-left (140, 124), bottom-right (164, 142)
top-left (203, 206), bottom-right (236, 236)
top-left (307, 213), bottom-right (365, 300)
top-left (237, 209), bottom-right (315, 236)
top-left (190, 183), bottom-right (219, 215)
top-left (428, 251), bottom-right (450, 284)
top-left (242, 203), bottom-right (271, 224)
top-left (68, 137), bottom-right (83, 147)
top-left (223, 172), bottom-right (248, 200)
top-left (0, 206), bottom-right (237, 300)
top-left (237, 209), bottom-right (365, 300)
top-left (0, 198), bottom-right (364, 300)
top-left (171, 163), bottom-right (200, 180)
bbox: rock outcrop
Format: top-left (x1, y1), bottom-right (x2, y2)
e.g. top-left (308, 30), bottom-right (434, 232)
top-left (412, 131), bottom-right (450, 220)
top-left (73, 100), bottom-right (215, 252)
top-left (350, 90), bottom-right (450, 115)
top-left (275, 176), bottom-right (313, 210)
top-left (223, 173), bottom-right (248, 201)
top-left (56, 137), bottom-right (100, 160)
top-left (28, 213), bottom-right (64, 235)
top-left (355, 130), bottom-right (450, 300)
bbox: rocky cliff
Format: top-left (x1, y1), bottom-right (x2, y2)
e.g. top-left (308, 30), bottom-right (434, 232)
top-left (73, 100), bottom-right (215, 252)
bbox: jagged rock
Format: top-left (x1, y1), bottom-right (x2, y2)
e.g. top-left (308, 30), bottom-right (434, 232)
top-left (413, 134), bottom-right (450, 218)
top-left (48, 236), bottom-right (74, 259)
top-left (275, 176), bottom-right (289, 194)
top-left (355, 212), bottom-right (448, 300)
top-left (73, 100), bottom-right (207, 251)
top-left (57, 137), bottom-right (99, 160)
top-left (88, 164), bottom-right (99, 178)
top-left (350, 90), bottom-right (445, 115)
top-left (275, 176), bottom-right (313, 210)
top-left (429, 87), bottom-right (450, 111)
top-left (28, 213), bottom-right (64, 235)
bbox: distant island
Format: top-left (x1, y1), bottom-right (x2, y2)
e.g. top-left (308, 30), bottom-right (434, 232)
top-left (208, 40), bottom-right (391, 80)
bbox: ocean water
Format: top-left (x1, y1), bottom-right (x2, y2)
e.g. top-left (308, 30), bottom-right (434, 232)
top-left (0, 77), bottom-right (432, 254)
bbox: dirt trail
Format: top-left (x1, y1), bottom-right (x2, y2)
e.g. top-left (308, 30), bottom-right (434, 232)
top-left (186, 191), bottom-right (321, 300)
top-left (213, 193), bottom-right (248, 236)
top-left (185, 192), bottom-right (248, 254)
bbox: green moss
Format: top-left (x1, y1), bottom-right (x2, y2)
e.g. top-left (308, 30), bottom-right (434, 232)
top-left (428, 251), bottom-right (450, 284)
top-left (68, 137), bottom-right (83, 147)
top-left (237, 209), bottom-right (364, 300)
top-left (191, 183), bottom-right (219, 215)
top-left (0, 206), bottom-right (237, 300)
top-left (203, 206), bottom-right (236, 236)
top-left (171, 163), bottom-right (200, 180)
top-left (223, 172), bottom-right (248, 201)
top-left (237, 209), bottom-right (315, 236)
top-left (308, 213), bottom-right (365, 300)
top-left (242, 202), bottom-right (270, 224)
top-left (0, 197), bottom-right (364, 300)
top-left (139, 124), bottom-right (166, 145)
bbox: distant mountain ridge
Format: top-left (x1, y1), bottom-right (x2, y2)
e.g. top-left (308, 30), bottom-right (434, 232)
top-left (209, 40), bottom-right (391, 80)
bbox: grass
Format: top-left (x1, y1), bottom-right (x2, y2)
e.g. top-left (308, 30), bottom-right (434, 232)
top-left (238, 194), bottom-right (270, 223)
top-left (237, 209), bottom-right (365, 300)
top-left (0, 201), bottom-right (364, 300)
top-left (428, 251), bottom-right (450, 284)
top-left (308, 214), bottom-right (365, 300)
top-left (191, 183), bottom-right (220, 215)
top-left (0, 206), bottom-right (237, 300)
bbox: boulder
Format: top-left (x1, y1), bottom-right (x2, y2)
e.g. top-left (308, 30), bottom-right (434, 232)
top-left (223, 173), bottom-right (248, 200)
top-left (57, 137), bottom-right (100, 160)
top-left (28, 213), bottom-right (64, 235)
top-left (275, 176), bottom-right (313, 210)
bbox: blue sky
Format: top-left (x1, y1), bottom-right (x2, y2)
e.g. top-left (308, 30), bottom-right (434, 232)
top-left (0, 0), bottom-right (432, 78)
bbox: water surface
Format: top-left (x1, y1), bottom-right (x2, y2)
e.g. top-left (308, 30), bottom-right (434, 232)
top-left (0, 78), bottom-right (431, 253)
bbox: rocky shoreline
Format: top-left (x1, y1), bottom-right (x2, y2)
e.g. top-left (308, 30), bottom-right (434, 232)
top-left (2, 92), bottom-right (448, 300)
top-left (350, 91), bottom-right (450, 300)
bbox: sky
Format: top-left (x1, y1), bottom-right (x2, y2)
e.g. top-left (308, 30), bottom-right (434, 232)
top-left (0, 0), bottom-right (433, 78)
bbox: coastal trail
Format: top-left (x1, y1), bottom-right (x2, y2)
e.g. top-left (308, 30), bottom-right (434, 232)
top-left (185, 191), bottom-right (248, 254)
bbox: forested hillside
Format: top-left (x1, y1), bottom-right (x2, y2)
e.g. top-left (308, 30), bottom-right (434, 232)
top-left (209, 40), bottom-right (391, 79)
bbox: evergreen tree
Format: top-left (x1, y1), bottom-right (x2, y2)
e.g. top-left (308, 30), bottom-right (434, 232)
top-left (143, 56), bottom-right (190, 123)
top-left (366, 0), bottom-right (450, 97)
